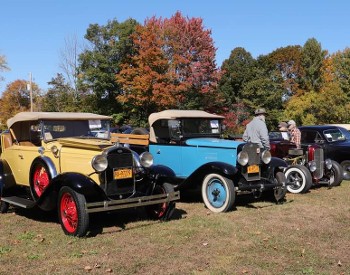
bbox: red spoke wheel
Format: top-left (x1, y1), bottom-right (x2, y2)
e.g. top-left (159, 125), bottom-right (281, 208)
top-left (31, 160), bottom-right (51, 200)
top-left (146, 183), bottom-right (175, 221)
top-left (58, 187), bottom-right (89, 237)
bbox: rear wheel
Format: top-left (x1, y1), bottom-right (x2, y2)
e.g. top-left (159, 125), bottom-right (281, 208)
top-left (146, 183), bottom-right (175, 221)
top-left (201, 173), bottom-right (235, 213)
top-left (328, 161), bottom-right (343, 187)
top-left (31, 160), bottom-right (51, 200)
top-left (340, 160), bottom-right (350, 180)
top-left (285, 165), bottom-right (313, 194)
top-left (0, 201), bottom-right (9, 213)
top-left (58, 187), bottom-right (89, 237)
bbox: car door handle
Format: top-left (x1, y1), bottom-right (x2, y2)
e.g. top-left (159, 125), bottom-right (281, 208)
top-left (157, 149), bottom-right (161, 154)
top-left (18, 154), bottom-right (24, 159)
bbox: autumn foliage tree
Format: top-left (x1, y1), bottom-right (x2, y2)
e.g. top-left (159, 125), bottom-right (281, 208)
top-left (0, 80), bottom-right (39, 124)
top-left (116, 11), bottom-right (221, 125)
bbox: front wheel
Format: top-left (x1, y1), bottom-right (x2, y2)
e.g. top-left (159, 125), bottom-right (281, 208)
top-left (285, 165), bottom-right (313, 194)
top-left (328, 161), bottom-right (343, 187)
top-left (201, 173), bottom-right (235, 213)
top-left (58, 187), bottom-right (89, 237)
top-left (273, 171), bottom-right (287, 202)
top-left (146, 183), bottom-right (175, 221)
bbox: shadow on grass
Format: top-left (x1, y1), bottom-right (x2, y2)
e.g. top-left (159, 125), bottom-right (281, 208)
top-left (8, 203), bottom-right (187, 238)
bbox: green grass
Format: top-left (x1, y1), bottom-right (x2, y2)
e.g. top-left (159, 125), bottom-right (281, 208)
top-left (1, 181), bottom-right (350, 275)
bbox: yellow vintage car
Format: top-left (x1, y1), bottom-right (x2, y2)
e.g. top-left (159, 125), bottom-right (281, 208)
top-left (0, 112), bottom-right (179, 236)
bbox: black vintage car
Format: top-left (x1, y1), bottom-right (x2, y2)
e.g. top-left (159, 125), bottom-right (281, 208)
top-left (299, 125), bottom-right (350, 180)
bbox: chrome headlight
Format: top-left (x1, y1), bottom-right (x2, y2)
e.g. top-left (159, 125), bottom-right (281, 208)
top-left (325, 159), bottom-right (333, 170)
top-left (308, 160), bottom-right (317, 172)
top-left (237, 151), bottom-right (249, 166)
top-left (91, 154), bottom-right (108, 172)
top-left (261, 150), bottom-right (271, 164)
top-left (140, 151), bottom-right (153, 168)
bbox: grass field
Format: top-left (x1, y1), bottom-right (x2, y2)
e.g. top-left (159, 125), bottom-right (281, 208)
top-left (1, 181), bottom-right (349, 275)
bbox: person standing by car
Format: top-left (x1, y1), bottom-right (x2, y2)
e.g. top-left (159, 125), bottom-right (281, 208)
top-left (288, 120), bottom-right (301, 148)
top-left (243, 108), bottom-right (270, 150)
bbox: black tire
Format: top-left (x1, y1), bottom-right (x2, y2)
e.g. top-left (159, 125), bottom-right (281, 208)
top-left (201, 173), bottom-right (235, 213)
top-left (58, 186), bottom-right (89, 237)
top-left (131, 128), bottom-right (149, 135)
top-left (146, 183), bottom-right (175, 221)
top-left (285, 165), bottom-right (313, 194)
top-left (340, 160), bottom-right (350, 180)
top-left (0, 201), bottom-right (9, 213)
top-left (328, 161), bottom-right (343, 187)
top-left (273, 171), bottom-right (287, 202)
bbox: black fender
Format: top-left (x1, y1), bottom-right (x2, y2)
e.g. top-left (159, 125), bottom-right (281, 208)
top-left (177, 161), bottom-right (238, 191)
top-left (37, 172), bottom-right (107, 211)
top-left (30, 156), bottom-right (58, 180)
top-left (261, 157), bottom-right (288, 179)
top-left (148, 164), bottom-right (177, 184)
top-left (0, 160), bottom-right (16, 193)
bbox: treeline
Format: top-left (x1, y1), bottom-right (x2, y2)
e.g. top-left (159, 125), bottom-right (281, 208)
top-left (1, 11), bottom-right (350, 133)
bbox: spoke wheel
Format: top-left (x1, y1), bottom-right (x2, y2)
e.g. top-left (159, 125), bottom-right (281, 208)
top-left (31, 161), bottom-right (51, 200)
top-left (202, 173), bottom-right (235, 213)
top-left (58, 187), bottom-right (89, 237)
top-left (146, 183), bottom-right (175, 221)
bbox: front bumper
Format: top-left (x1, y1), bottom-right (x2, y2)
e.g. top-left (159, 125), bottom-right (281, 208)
top-left (85, 191), bottom-right (180, 213)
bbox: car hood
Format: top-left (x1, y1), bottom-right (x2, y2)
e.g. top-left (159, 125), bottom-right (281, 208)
top-left (185, 138), bottom-right (244, 148)
top-left (57, 137), bottom-right (113, 150)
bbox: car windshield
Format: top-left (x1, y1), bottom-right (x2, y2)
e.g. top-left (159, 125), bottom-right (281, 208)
top-left (181, 118), bottom-right (221, 135)
top-left (42, 119), bottom-right (110, 141)
top-left (323, 128), bottom-right (347, 142)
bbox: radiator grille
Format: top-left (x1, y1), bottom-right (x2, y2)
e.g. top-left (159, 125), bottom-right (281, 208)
top-left (244, 143), bottom-right (260, 165)
top-left (313, 148), bottom-right (324, 179)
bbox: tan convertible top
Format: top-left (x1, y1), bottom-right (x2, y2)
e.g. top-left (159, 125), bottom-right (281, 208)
top-left (7, 112), bottom-right (111, 128)
top-left (148, 110), bottom-right (224, 127)
top-left (148, 110), bottom-right (224, 143)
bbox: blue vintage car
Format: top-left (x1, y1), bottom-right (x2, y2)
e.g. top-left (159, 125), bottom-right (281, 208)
top-left (146, 110), bottom-right (288, 213)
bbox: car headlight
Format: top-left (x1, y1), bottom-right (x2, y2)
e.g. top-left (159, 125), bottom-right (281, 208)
top-left (140, 151), bottom-right (153, 168)
top-left (91, 154), bottom-right (108, 172)
top-left (325, 159), bottom-right (333, 170)
top-left (308, 160), bottom-right (317, 172)
top-left (237, 151), bottom-right (249, 166)
top-left (261, 150), bottom-right (271, 164)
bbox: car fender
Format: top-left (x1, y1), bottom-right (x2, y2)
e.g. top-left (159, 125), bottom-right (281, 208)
top-left (0, 159), bottom-right (16, 192)
top-left (30, 156), bottom-right (58, 180)
top-left (37, 172), bottom-right (107, 211)
top-left (149, 164), bottom-right (177, 184)
top-left (177, 161), bottom-right (238, 190)
top-left (270, 157), bottom-right (288, 169)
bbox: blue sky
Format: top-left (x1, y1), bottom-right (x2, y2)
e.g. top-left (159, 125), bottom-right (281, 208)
top-left (1, 1), bottom-right (350, 91)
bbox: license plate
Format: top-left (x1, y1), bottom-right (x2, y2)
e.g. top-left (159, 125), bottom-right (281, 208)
top-left (247, 165), bottom-right (259, 173)
top-left (114, 168), bottom-right (132, 179)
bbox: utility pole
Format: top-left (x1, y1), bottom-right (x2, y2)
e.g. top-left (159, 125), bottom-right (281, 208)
top-left (28, 72), bottom-right (33, 112)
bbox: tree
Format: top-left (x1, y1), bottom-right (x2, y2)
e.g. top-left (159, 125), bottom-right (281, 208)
top-left (300, 38), bottom-right (327, 92)
top-left (77, 18), bottom-right (139, 116)
top-left (41, 74), bottom-right (77, 112)
top-left (117, 11), bottom-right (221, 125)
top-left (332, 48), bottom-right (350, 98)
top-left (218, 47), bottom-right (257, 107)
top-left (258, 45), bottom-right (303, 97)
top-left (0, 54), bottom-right (10, 82)
top-left (0, 80), bottom-right (39, 123)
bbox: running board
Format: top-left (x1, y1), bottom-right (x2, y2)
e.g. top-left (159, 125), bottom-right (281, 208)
top-left (1, 196), bottom-right (36, 208)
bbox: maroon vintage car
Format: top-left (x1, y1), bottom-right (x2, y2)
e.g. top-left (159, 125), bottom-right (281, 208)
top-left (269, 131), bottom-right (342, 193)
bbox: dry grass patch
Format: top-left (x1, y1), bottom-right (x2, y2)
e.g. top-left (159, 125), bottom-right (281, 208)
top-left (1, 182), bottom-right (350, 274)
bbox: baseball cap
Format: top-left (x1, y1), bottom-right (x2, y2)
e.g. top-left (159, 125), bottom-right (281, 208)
top-left (287, 120), bottom-right (296, 126)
